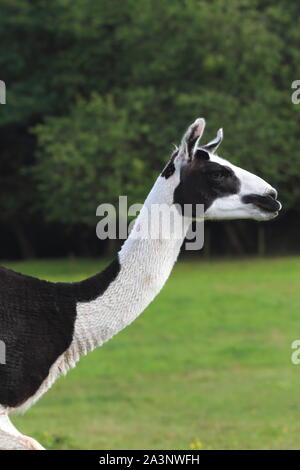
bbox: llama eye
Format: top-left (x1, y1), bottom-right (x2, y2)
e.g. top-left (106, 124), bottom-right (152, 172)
top-left (211, 171), bottom-right (225, 181)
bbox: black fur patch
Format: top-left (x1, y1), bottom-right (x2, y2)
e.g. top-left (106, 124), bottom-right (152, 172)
top-left (72, 258), bottom-right (120, 302)
top-left (161, 150), bottom-right (178, 179)
top-left (194, 148), bottom-right (210, 161)
top-left (187, 135), bottom-right (198, 157)
top-left (174, 159), bottom-right (240, 216)
top-left (0, 258), bottom-right (120, 408)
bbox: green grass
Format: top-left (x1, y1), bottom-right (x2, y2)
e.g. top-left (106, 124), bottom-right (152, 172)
top-left (4, 256), bottom-right (300, 449)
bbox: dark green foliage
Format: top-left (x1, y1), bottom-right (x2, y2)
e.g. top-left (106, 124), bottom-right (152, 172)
top-left (0, 0), bottom-right (299, 252)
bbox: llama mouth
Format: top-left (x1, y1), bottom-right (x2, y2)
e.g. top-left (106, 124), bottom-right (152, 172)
top-left (241, 194), bottom-right (282, 213)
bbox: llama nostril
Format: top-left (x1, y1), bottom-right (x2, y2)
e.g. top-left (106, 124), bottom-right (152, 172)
top-left (267, 189), bottom-right (278, 200)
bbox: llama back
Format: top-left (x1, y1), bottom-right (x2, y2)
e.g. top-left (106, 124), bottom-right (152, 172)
top-left (0, 266), bottom-right (76, 408)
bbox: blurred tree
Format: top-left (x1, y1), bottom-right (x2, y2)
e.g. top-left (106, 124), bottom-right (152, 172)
top-left (32, 93), bottom-right (148, 225)
top-left (0, 0), bottom-right (299, 256)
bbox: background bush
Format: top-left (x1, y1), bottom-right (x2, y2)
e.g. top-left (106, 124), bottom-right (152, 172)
top-left (0, 0), bottom-right (299, 258)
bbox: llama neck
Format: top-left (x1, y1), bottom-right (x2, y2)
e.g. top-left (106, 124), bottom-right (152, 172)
top-left (73, 174), bottom-right (190, 356)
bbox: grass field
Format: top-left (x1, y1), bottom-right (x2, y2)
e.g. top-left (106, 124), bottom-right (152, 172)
top-left (4, 256), bottom-right (300, 450)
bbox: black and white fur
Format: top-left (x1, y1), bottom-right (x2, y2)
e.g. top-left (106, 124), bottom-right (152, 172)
top-left (0, 118), bottom-right (281, 450)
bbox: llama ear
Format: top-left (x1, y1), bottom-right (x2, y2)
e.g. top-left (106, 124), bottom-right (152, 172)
top-left (201, 128), bottom-right (223, 154)
top-left (177, 118), bottom-right (206, 160)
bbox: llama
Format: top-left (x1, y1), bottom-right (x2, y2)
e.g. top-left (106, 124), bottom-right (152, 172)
top-left (0, 118), bottom-right (281, 450)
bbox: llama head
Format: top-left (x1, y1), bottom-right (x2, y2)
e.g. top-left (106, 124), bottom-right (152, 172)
top-left (165, 118), bottom-right (281, 221)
